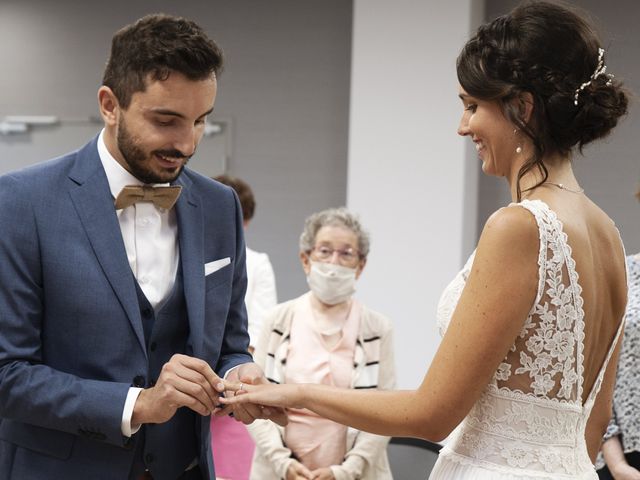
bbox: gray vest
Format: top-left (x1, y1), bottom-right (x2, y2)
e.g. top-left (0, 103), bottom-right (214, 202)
top-left (129, 266), bottom-right (199, 480)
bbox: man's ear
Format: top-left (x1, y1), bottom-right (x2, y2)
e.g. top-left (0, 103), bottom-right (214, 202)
top-left (97, 86), bottom-right (120, 127)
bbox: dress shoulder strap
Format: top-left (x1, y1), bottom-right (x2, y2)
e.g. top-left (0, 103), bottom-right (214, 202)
top-left (507, 199), bottom-right (558, 313)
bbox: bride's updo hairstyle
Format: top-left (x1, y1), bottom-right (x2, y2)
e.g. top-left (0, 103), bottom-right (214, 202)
top-left (457, 1), bottom-right (628, 200)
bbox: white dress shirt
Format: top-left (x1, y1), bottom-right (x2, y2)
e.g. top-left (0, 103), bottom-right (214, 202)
top-left (97, 130), bottom-right (179, 436)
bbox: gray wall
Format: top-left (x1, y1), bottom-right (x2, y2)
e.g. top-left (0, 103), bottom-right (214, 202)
top-left (0, 0), bottom-right (353, 300)
top-left (1, 0), bottom-right (638, 301)
top-left (479, 0), bottom-right (640, 253)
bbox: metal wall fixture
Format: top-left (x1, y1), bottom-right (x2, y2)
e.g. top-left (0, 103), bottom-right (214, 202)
top-left (0, 115), bottom-right (226, 137)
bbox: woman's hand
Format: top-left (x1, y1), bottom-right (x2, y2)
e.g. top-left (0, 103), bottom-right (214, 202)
top-left (220, 380), bottom-right (305, 410)
top-left (610, 464), bottom-right (640, 480)
top-left (602, 436), bottom-right (640, 480)
top-left (222, 362), bottom-right (288, 426)
top-left (286, 460), bottom-right (312, 479)
top-left (310, 467), bottom-right (335, 479)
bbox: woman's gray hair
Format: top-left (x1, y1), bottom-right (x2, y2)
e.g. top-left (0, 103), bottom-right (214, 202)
top-left (299, 207), bottom-right (370, 258)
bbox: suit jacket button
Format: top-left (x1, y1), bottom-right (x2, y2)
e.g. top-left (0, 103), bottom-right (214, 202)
top-left (141, 307), bottom-right (152, 318)
top-left (149, 342), bottom-right (157, 352)
top-left (145, 453), bottom-right (155, 464)
top-left (133, 375), bottom-right (146, 387)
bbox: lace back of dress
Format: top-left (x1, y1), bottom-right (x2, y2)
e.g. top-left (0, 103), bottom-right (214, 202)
top-left (493, 201), bottom-right (585, 405)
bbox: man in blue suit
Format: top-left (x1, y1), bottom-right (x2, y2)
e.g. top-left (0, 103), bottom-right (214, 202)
top-left (0, 14), bottom-right (283, 479)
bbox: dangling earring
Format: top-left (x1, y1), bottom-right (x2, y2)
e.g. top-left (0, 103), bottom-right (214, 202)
top-left (513, 129), bottom-right (522, 154)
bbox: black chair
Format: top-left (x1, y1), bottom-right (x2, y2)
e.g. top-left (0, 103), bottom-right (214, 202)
top-left (387, 437), bottom-right (441, 479)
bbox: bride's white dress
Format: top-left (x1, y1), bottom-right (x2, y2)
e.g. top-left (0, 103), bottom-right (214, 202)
top-left (430, 200), bottom-right (625, 479)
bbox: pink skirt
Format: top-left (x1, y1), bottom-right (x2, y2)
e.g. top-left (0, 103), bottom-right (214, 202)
top-left (210, 415), bottom-right (255, 480)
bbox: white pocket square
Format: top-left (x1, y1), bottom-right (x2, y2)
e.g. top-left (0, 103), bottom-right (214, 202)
top-left (204, 257), bottom-right (231, 276)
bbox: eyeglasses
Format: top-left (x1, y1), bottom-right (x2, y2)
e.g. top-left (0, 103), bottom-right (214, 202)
top-left (310, 245), bottom-right (361, 266)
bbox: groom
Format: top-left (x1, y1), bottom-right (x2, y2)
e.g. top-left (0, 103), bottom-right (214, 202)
top-left (0, 14), bottom-right (282, 480)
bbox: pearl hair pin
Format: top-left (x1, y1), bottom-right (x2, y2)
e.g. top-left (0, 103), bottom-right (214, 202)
top-left (574, 48), bottom-right (614, 106)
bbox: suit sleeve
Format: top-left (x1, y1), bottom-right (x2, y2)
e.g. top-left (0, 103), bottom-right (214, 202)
top-left (0, 175), bottom-right (130, 447)
top-left (211, 188), bottom-right (253, 377)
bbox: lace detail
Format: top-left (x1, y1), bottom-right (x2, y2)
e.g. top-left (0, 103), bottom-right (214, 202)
top-left (495, 201), bottom-right (586, 403)
top-left (433, 199), bottom-right (624, 478)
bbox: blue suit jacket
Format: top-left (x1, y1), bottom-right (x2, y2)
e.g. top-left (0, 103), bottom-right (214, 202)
top-left (0, 137), bottom-right (253, 479)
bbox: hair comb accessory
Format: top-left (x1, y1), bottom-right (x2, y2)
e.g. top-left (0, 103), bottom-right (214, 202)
top-left (574, 48), bottom-right (614, 106)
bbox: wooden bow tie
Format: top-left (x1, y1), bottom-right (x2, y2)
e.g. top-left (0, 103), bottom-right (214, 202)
top-left (114, 185), bottom-right (182, 210)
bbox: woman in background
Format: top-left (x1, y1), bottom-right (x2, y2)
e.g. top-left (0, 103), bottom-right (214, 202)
top-left (248, 207), bottom-right (395, 480)
top-left (598, 189), bottom-right (640, 480)
top-left (221, 2), bottom-right (629, 479)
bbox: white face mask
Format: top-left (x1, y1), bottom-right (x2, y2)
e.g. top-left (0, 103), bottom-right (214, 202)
top-left (306, 261), bottom-right (357, 305)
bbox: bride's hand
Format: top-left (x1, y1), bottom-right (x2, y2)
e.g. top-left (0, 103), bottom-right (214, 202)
top-left (220, 381), bottom-right (305, 410)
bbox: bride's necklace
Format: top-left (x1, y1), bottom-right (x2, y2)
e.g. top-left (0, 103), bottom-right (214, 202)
top-left (544, 182), bottom-right (585, 194)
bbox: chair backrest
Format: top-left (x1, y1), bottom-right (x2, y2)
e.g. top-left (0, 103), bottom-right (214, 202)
top-left (387, 437), bottom-right (441, 479)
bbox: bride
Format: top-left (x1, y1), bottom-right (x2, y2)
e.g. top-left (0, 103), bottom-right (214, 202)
top-left (220, 2), bottom-right (629, 478)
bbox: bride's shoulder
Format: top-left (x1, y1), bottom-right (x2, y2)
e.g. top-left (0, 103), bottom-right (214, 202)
top-left (471, 206), bottom-right (540, 283)
top-left (480, 205), bottom-right (539, 246)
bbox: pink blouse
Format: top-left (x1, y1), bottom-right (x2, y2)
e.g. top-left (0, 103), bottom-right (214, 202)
top-left (283, 294), bottom-right (362, 470)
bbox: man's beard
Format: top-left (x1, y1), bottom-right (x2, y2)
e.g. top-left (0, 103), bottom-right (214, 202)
top-left (116, 116), bottom-right (191, 184)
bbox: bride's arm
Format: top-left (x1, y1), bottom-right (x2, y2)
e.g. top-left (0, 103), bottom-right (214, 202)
top-left (223, 207), bottom-right (539, 441)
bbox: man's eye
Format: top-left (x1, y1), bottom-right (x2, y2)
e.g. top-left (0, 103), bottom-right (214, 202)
top-left (465, 104), bottom-right (477, 113)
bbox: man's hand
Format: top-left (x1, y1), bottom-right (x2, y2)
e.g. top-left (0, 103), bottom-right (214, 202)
top-left (132, 354), bottom-right (224, 425)
top-left (286, 460), bottom-right (312, 480)
top-left (225, 362), bottom-right (288, 426)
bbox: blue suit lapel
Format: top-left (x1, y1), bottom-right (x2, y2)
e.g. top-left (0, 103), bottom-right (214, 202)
top-left (174, 174), bottom-right (205, 357)
top-left (67, 139), bottom-right (147, 356)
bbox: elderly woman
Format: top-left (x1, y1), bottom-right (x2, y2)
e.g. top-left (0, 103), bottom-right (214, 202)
top-left (247, 207), bottom-right (395, 480)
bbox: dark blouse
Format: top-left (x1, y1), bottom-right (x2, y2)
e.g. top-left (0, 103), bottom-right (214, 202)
top-left (604, 254), bottom-right (640, 453)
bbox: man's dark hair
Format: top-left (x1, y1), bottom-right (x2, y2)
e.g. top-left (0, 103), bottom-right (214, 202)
top-left (102, 13), bottom-right (224, 108)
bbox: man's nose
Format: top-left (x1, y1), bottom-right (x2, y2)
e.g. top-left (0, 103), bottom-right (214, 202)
top-left (173, 126), bottom-right (198, 157)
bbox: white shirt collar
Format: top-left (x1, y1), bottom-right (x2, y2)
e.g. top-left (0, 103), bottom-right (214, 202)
top-left (97, 129), bottom-right (169, 200)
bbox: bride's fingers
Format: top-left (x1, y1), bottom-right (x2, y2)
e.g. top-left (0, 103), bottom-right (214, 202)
top-left (218, 390), bottom-right (251, 404)
top-left (222, 379), bottom-right (246, 393)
